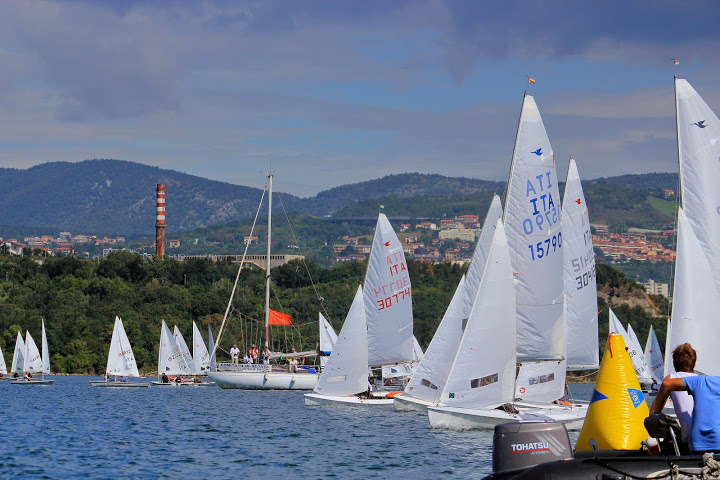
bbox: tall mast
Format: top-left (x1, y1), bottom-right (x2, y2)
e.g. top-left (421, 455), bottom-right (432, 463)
top-left (264, 172), bottom-right (273, 352)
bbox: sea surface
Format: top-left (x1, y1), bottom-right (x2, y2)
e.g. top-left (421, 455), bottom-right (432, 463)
top-left (1, 378), bottom-right (596, 479)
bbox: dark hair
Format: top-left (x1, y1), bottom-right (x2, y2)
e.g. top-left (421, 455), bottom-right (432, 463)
top-left (673, 343), bottom-right (697, 373)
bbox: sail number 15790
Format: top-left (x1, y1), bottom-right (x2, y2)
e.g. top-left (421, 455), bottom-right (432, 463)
top-left (527, 233), bottom-right (562, 261)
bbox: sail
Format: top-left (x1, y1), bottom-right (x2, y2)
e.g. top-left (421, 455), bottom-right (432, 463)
top-left (562, 159), bottom-right (599, 370)
top-left (174, 325), bottom-right (197, 375)
top-left (666, 208), bottom-right (720, 376)
top-left (675, 78), bottom-right (720, 293)
top-left (319, 312), bottom-right (338, 365)
top-left (412, 335), bottom-right (424, 361)
top-left (23, 331), bottom-right (43, 373)
top-left (207, 325), bottom-right (216, 370)
top-left (644, 325), bottom-right (664, 383)
top-left (158, 321), bottom-right (190, 376)
top-left (403, 276), bottom-right (468, 403)
top-left (364, 213), bottom-right (414, 367)
top-left (504, 94), bottom-right (564, 361)
top-left (106, 316), bottom-right (140, 377)
top-left (314, 286), bottom-right (369, 397)
top-left (10, 332), bottom-right (25, 374)
top-left (626, 324), bottom-right (651, 383)
top-left (41, 319), bottom-right (50, 375)
top-left (192, 322), bottom-right (211, 374)
top-left (608, 309), bottom-right (650, 383)
top-left (440, 219), bottom-right (516, 408)
top-left (464, 195), bottom-right (503, 314)
top-left (0, 344), bottom-right (5, 375)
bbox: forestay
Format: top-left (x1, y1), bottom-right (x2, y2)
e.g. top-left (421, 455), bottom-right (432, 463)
top-left (23, 331), bottom-right (43, 373)
top-left (644, 325), bottom-right (664, 383)
top-left (174, 325), bottom-right (197, 375)
top-left (440, 219), bottom-right (516, 408)
top-left (10, 332), bottom-right (24, 374)
top-left (192, 321), bottom-right (211, 374)
top-left (666, 208), bottom-right (720, 376)
top-left (562, 159), bottom-right (599, 370)
top-left (364, 214), bottom-right (414, 367)
top-left (314, 286), bottom-right (368, 397)
top-left (504, 94), bottom-right (564, 362)
top-left (107, 316), bottom-right (140, 378)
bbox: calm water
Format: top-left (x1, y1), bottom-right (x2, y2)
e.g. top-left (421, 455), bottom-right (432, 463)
top-left (1, 378), bottom-right (595, 479)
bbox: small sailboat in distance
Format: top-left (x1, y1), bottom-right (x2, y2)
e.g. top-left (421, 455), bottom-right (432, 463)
top-left (11, 320), bottom-right (54, 385)
top-left (90, 316), bottom-right (149, 388)
top-left (10, 331), bottom-right (25, 378)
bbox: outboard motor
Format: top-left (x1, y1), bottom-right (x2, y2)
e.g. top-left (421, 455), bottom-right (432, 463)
top-left (492, 421), bottom-right (573, 478)
top-left (644, 413), bottom-right (683, 455)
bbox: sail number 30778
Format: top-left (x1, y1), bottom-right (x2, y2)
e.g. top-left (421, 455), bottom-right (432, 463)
top-left (527, 233), bottom-right (562, 261)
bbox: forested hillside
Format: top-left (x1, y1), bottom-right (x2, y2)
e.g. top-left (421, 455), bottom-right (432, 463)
top-left (0, 253), bottom-right (667, 375)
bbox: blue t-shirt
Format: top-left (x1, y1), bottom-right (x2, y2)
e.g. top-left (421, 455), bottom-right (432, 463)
top-left (683, 375), bottom-right (720, 452)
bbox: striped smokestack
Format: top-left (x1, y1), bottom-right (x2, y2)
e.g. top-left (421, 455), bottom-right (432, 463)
top-left (155, 184), bottom-right (166, 256)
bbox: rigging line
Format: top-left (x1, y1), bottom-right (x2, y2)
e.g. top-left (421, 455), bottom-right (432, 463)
top-left (211, 185), bottom-right (267, 362)
top-left (273, 183), bottom-right (334, 322)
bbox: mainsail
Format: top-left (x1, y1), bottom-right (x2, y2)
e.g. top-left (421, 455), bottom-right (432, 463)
top-left (562, 159), bottom-right (599, 370)
top-left (174, 325), bottom-right (197, 375)
top-left (23, 331), bottom-right (43, 373)
top-left (106, 316), bottom-right (140, 377)
top-left (440, 219), bottom-right (516, 408)
top-left (0, 344), bottom-right (6, 375)
top-left (158, 321), bottom-right (192, 376)
top-left (364, 213), bottom-right (413, 367)
top-left (644, 325), bottom-right (664, 383)
top-left (608, 309), bottom-right (650, 383)
top-left (319, 312), bottom-right (338, 368)
top-left (192, 321), bottom-right (211, 374)
top-left (41, 319), bottom-right (50, 375)
top-left (313, 286), bottom-right (368, 397)
top-left (10, 332), bottom-right (25, 374)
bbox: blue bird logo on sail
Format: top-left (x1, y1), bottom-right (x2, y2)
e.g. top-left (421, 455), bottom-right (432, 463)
top-left (692, 120), bottom-right (707, 128)
top-left (531, 148), bottom-right (543, 156)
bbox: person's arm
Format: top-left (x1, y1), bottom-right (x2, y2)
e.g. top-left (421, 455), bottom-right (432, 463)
top-left (649, 376), bottom-right (687, 414)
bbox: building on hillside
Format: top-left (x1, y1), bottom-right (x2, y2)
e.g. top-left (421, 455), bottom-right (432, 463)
top-left (439, 228), bottom-right (478, 242)
top-left (244, 236), bottom-right (258, 245)
top-left (415, 221), bottom-right (437, 230)
top-left (168, 239), bottom-right (180, 248)
top-left (641, 279), bottom-right (669, 298)
top-left (455, 214), bottom-right (479, 229)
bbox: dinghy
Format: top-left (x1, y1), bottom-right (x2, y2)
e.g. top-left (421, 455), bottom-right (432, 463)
top-left (11, 320), bottom-right (54, 385)
top-left (152, 321), bottom-right (196, 386)
top-left (190, 322), bottom-right (216, 385)
top-left (90, 316), bottom-right (149, 387)
top-left (0, 342), bottom-right (6, 379)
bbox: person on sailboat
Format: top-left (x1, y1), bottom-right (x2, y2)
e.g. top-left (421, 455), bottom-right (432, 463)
top-left (161, 372), bottom-right (169, 384)
top-left (249, 344), bottom-right (259, 363)
top-left (262, 347), bottom-right (270, 365)
top-left (230, 344), bottom-right (240, 364)
top-left (289, 357), bottom-right (298, 373)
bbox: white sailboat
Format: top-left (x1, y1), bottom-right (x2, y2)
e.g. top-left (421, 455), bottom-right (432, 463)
top-left (394, 195), bottom-right (503, 412)
top-left (0, 343), bottom-right (6, 377)
top-left (10, 331), bottom-right (25, 377)
top-left (192, 322), bottom-right (215, 383)
top-left (90, 316), bottom-right (149, 387)
top-left (207, 325), bottom-right (216, 371)
top-left (608, 309), bottom-right (651, 384)
top-left (305, 286), bottom-right (391, 405)
top-left (319, 312), bottom-right (338, 369)
top-left (208, 172), bottom-right (320, 390)
top-left (152, 321), bottom-right (195, 386)
top-left (11, 321), bottom-right (55, 385)
top-left (644, 325), bottom-right (664, 384)
top-left (665, 78), bottom-right (720, 377)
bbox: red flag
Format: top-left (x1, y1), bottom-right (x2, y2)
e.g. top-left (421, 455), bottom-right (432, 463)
top-left (268, 309), bottom-right (292, 326)
top-left (528, 77), bottom-right (536, 84)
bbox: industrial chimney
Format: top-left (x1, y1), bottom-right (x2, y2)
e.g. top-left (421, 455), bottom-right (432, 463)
top-left (155, 184), bottom-right (166, 256)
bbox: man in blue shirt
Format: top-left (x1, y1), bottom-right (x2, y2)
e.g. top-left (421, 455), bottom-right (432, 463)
top-left (650, 372), bottom-right (720, 453)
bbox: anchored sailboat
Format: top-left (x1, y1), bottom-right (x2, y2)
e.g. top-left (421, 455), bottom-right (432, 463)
top-left (90, 316), bottom-right (149, 387)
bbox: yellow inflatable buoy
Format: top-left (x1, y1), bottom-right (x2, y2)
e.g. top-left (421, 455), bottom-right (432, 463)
top-left (575, 333), bottom-right (649, 451)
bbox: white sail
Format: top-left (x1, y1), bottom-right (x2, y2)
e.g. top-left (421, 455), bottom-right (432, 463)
top-left (192, 321), bottom-right (211, 374)
top-left (412, 335), bottom-right (424, 361)
top-left (403, 276), bottom-right (467, 403)
top-left (440, 219), bottom-right (516, 408)
top-left (158, 321), bottom-right (189, 376)
top-left (207, 325), bottom-right (216, 369)
top-left (10, 332), bottom-right (25, 374)
top-left (608, 309), bottom-right (650, 382)
top-left (314, 286), bottom-right (369, 397)
top-left (106, 316), bottom-right (140, 377)
top-left (464, 195), bottom-right (504, 313)
top-left (644, 325), bottom-right (664, 383)
top-left (675, 78), bottom-right (720, 293)
top-left (364, 213), bottom-right (414, 367)
top-left (562, 159), bottom-right (599, 370)
top-left (504, 94), bottom-right (564, 362)
top-left (41, 319), bottom-right (50, 375)
top-left (174, 325), bottom-right (197, 375)
top-left (627, 324), bottom-right (651, 383)
top-left (0, 344), bottom-right (5, 375)
top-left (666, 208), bottom-right (720, 376)
top-left (23, 331), bottom-right (43, 373)
top-left (319, 312), bottom-right (338, 368)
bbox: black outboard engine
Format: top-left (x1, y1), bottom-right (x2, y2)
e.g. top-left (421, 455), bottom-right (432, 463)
top-left (492, 421), bottom-right (573, 478)
top-left (644, 413), bottom-right (683, 455)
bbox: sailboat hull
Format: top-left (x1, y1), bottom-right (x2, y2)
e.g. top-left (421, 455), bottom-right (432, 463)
top-left (393, 393), bottom-right (435, 412)
top-left (150, 381), bottom-right (216, 387)
top-left (427, 403), bottom-right (588, 430)
top-left (304, 393), bottom-right (394, 406)
top-left (10, 379), bottom-right (55, 385)
top-left (89, 381), bottom-right (150, 388)
top-left (208, 371), bottom-right (319, 390)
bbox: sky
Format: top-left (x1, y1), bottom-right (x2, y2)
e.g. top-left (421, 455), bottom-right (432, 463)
top-left (0, 0), bottom-right (719, 197)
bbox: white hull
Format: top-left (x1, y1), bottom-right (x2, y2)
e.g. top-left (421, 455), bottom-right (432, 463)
top-left (150, 381), bottom-right (216, 387)
top-left (427, 402), bottom-right (588, 430)
top-left (304, 392), bottom-right (394, 406)
top-left (10, 379), bottom-right (55, 385)
top-left (393, 393), bottom-right (436, 412)
top-left (89, 380), bottom-right (150, 388)
top-left (208, 370), bottom-right (319, 390)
